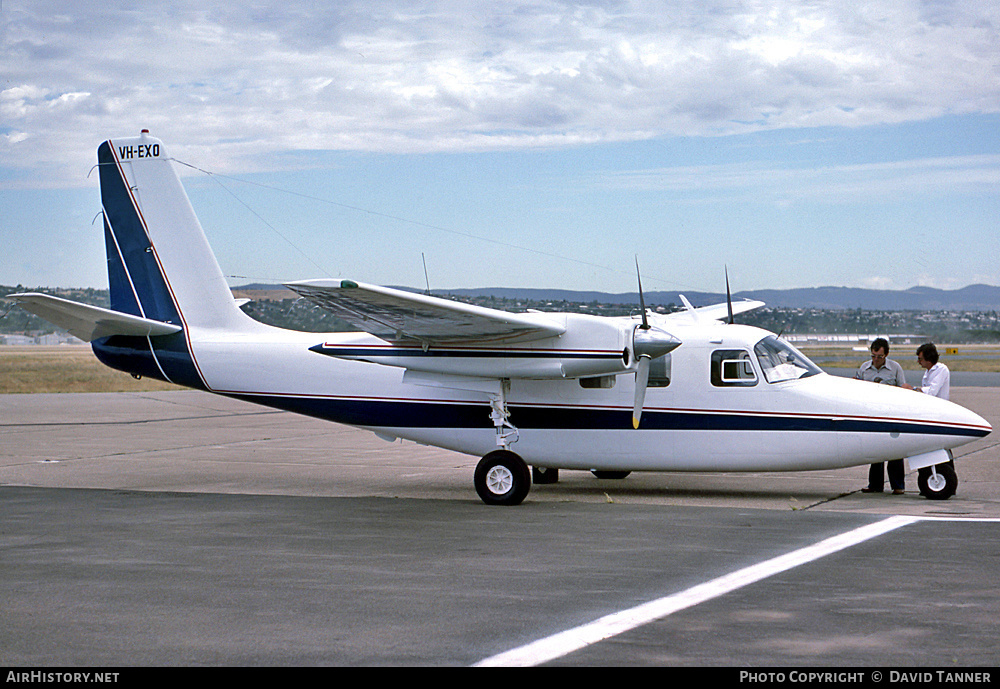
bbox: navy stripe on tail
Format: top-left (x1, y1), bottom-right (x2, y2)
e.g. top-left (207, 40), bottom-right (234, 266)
top-left (92, 140), bottom-right (205, 389)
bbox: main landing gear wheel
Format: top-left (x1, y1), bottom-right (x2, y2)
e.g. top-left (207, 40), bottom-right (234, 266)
top-left (475, 450), bottom-right (531, 506)
top-left (918, 463), bottom-right (958, 500)
top-left (591, 470), bottom-right (631, 480)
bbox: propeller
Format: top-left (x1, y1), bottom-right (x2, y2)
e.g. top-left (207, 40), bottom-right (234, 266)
top-left (631, 257), bottom-right (681, 429)
top-left (725, 265), bottom-right (734, 325)
top-left (636, 256), bottom-right (650, 331)
top-left (633, 354), bottom-right (651, 429)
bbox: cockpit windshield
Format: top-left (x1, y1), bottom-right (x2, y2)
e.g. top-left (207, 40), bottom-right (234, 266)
top-left (753, 336), bottom-right (823, 383)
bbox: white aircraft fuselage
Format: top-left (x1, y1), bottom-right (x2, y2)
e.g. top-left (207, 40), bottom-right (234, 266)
top-left (10, 132), bottom-right (991, 504)
top-left (131, 318), bottom-right (986, 475)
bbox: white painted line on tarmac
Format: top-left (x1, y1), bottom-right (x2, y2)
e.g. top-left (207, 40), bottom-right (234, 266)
top-left (914, 515), bottom-right (1000, 522)
top-left (474, 515), bottom-right (920, 667)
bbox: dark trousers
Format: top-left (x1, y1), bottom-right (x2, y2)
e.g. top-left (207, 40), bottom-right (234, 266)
top-left (868, 460), bottom-right (905, 491)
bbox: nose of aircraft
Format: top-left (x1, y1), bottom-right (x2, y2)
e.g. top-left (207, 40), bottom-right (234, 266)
top-left (875, 381), bottom-right (991, 447)
top-left (948, 399), bottom-right (992, 439)
top-left (807, 375), bottom-right (991, 458)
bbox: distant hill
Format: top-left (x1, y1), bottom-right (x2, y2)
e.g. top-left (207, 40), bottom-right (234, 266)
top-left (17, 282), bottom-right (990, 312)
top-left (231, 282), bottom-right (1000, 311)
top-left (725, 284), bottom-right (1000, 311)
top-left (403, 284), bottom-right (1000, 312)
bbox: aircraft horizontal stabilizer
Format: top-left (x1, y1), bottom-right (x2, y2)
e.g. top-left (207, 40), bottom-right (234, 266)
top-left (285, 279), bottom-right (566, 345)
top-left (7, 292), bottom-right (183, 342)
top-left (672, 297), bottom-right (765, 323)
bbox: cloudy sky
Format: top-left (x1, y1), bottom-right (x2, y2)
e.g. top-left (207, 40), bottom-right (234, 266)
top-left (2, 0), bottom-right (999, 295)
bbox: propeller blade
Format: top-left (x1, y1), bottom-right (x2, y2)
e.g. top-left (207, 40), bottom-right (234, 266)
top-left (633, 356), bottom-right (650, 429)
top-left (635, 256), bottom-right (649, 330)
top-left (725, 265), bottom-right (734, 325)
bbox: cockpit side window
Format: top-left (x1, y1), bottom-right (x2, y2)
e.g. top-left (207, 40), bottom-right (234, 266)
top-left (754, 336), bottom-right (822, 383)
top-left (711, 349), bottom-right (757, 387)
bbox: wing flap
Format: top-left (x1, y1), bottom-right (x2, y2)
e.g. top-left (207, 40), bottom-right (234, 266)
top-left (284, 279), bottom-right (565, 345)
top-left (7, 293), bottom-right (183, 342)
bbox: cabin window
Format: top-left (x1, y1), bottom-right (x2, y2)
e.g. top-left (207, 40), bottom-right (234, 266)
top-left (648, 353), bottom-right (671, 388)
top-left (580, 375), bottom-right (616, 389)
top-left (711, 350), bottom-right (757, 387)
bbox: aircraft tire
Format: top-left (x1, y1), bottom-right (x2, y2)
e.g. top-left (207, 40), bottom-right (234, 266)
top-left (591, 470), bottom-right (631, 480)
top-left (475, 450), bottom-right (531, 506)
top-left (532, 466), bottom-right (559, 484)
top-left (918, 463), bottom-right (957, 500)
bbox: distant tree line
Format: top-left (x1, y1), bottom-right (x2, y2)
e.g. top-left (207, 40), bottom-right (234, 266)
top-left (4, 285), bottom-right (1000, 343)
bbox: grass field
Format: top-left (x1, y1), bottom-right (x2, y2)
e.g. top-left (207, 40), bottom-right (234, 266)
top-left (1, 343), bottom-right (997, 394)
top-left (0, 345), bottom-right (180, 394)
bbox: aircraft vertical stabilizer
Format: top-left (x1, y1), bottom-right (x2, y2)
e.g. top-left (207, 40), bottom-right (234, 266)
top-left (97, 131), bottom-right (247, 332)
top-left (89, 131), bottom-right (260, 388)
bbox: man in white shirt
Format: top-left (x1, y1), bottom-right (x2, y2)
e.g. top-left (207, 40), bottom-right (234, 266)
top-left (912, 342), bottom-right (950, 400)
top-left (906, 342), bottom-right (954, 496)
top-left (856, 338), bottom-right (907, 494)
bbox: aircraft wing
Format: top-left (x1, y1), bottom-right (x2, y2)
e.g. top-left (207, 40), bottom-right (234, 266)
top-left (285, 279), bottom-right (566, 345)
top-left (6, 292), bottom-right (183, 342)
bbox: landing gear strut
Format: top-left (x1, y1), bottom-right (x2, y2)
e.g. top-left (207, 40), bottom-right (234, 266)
top-left (475, 379), bottom-right (529, 505)
top-left (489, 379), bottom-right (518, 450)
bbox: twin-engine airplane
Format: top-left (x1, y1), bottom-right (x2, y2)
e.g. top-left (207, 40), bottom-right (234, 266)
top-left (8, 132), bottom-right (991, 505)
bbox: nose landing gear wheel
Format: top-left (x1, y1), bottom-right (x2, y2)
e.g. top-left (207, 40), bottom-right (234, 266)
top-left (918, 463), bottom-right (957, 500)
top-left (475, 450), bottom-right (531, 506)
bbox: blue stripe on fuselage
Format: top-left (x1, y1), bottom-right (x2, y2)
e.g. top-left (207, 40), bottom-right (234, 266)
top-left (223, 393), bottom-right (990, 437)
top-left (91, 335), bottom-right (207, 390)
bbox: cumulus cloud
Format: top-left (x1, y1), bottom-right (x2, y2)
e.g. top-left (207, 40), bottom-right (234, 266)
top-left (2, 0), bottom-right (999, 185)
